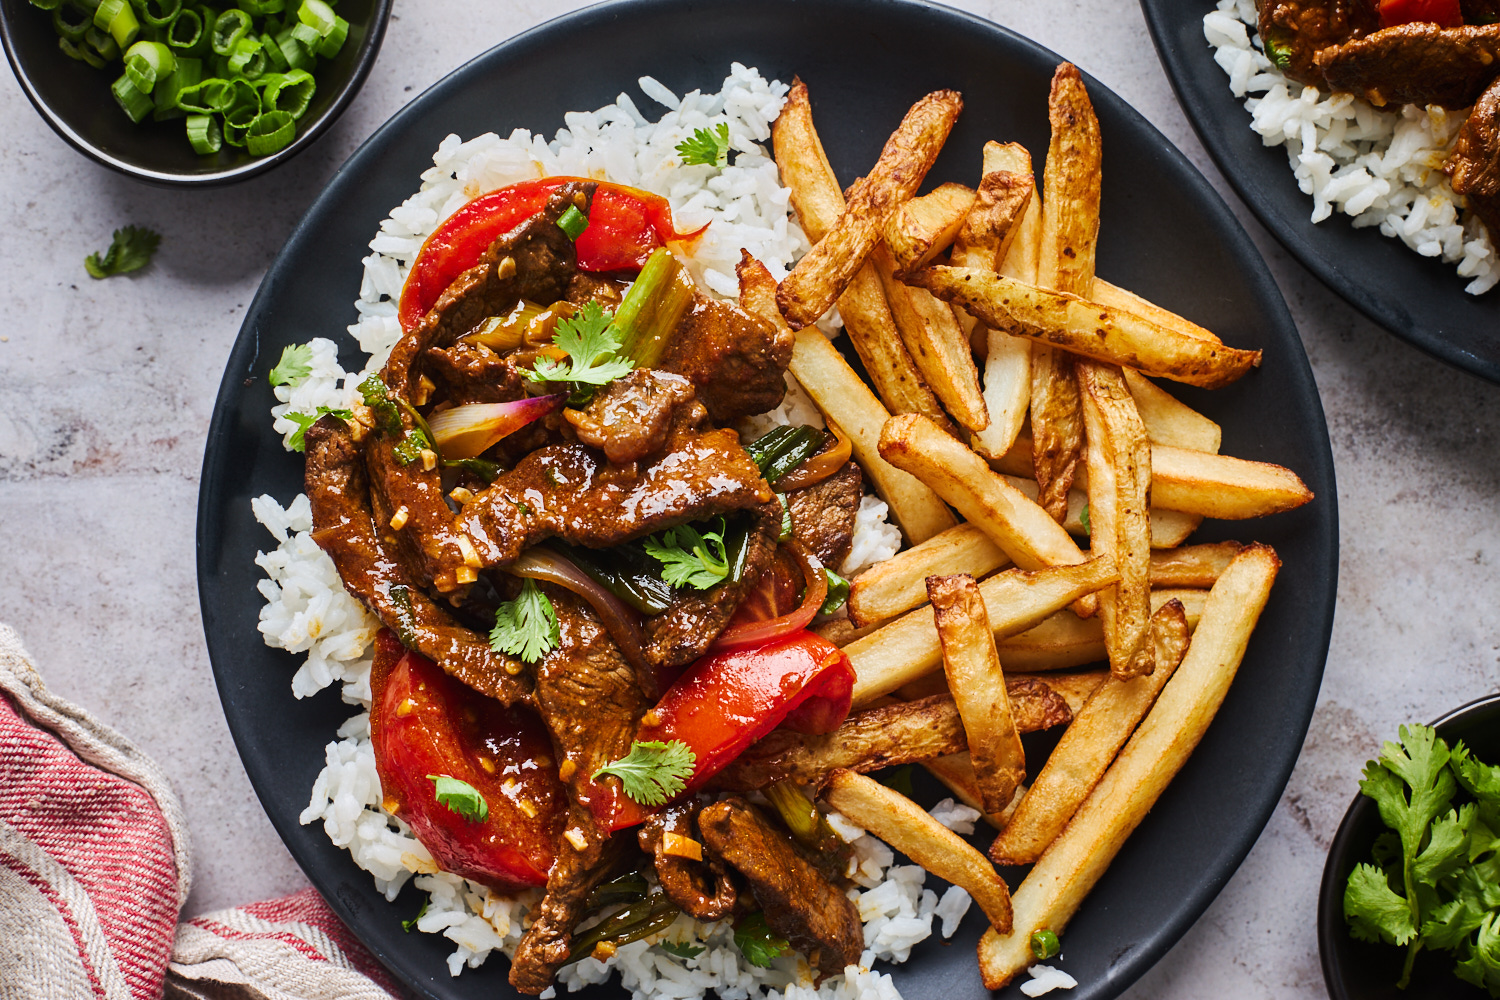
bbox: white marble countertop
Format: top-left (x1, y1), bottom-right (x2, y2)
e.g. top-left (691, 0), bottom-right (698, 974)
top-left (3, 1), bottom-right (1498, 997)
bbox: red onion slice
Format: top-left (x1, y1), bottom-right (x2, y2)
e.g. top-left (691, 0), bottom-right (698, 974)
top-left (507, 546), bottom-right (652, 679)
top-left (427, 393), bottom-right (566, 460)
top-left (708, 542), bottom-right (828, 653)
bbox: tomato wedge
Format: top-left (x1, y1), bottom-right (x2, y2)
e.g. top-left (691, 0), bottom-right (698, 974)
top-left (1379, 0), bottom-right (1462, 27)
top-left (369, 630), bottom-right (565, 890)
top-left (396, 177), bottom-right (707, 331)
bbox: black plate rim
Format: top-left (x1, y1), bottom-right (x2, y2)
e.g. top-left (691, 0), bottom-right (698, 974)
top-left (0, 0), bottom-right (395, 188)
top-left (1316, 692), bottom-right (1500, 999)
top-left (1136, 0), bottom-right (1500, 384)
top-left (196, 1), bottom-right (1339, 996)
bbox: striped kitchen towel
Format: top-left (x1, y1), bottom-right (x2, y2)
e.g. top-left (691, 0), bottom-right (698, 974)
top-left (0, 624), bottom-right (403, 1000)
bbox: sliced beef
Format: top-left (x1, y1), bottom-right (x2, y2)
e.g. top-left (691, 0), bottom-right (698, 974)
top-left (458, 411), bottom-right (774, 568)
top-left (564, 272), bottom-right (628, 309)
top-left (698, 798), bottom-right (863, 976)
top-left (424, 340), bottom-right (528, 406)
top-left (1255, 0), bottom-right (1379, 89)
top-left (302, 416), bottom-right (531, 704)
top-left (637, 800), bottom-right (737, 921)
top-left (564, 369), bottom-right (701, 465)
top-left (1316, 23), bottom-right (1500, 108)
top-left (364, 424), bottom-right (473, 594)
top-left (658, 292), bottom-right (792, 423)
top-left (1449, 77), bottom-right (1500, 241)
top-left (785, 463), bottom-right (862, 569)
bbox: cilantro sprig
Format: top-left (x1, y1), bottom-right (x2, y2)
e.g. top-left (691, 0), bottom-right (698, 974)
top-left (658, 940), bottom-right (705, 960)
top-left (283, 406), bottom-right (353, 452)
top-left (489, 578), bottom-right (560, 664)
top-left (526, 301), bottom-right (634, 404)
top-left (733, 912), bottom-right (790, 968)
top-left (676, 123), bottom-right (731, 168)
top-left (427, 774), bottom-right (488, 822)
top-left (269, 344), bottom-right (315, 388)
top-left (1343, 724), bottom-right (1500, 993)
top-left (85, 225), bottom-right (161, 279)
top-left (644, 519), bottom-right (731, 591)
top-left (593, 739), bottom-right (696, 807)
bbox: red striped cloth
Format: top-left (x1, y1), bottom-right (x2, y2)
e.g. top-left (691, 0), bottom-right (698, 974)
top-left (0, 624), bottom-right (403, 1000)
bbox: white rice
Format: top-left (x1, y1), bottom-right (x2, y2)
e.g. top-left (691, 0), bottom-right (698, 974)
top-left (252, 66), bottom-right (983, 999)
top-left (1203, 0), bottom-right (1497, 295)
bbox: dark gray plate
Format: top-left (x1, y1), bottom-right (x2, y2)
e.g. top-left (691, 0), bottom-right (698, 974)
top-left (1139, 0), bottom-right (1500, 383)
top-left (196, 1), bottom-right (1339, 997)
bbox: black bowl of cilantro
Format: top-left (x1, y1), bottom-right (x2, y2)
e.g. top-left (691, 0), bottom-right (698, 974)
top-left (1319, 694), bottom-right (1500, 1000)
top-left (0, 0), bottom-right (391, 186)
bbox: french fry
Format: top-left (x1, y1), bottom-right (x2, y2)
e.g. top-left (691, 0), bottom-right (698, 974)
top-left (812, 617), bottom-right (884, 648)
top-left (1149, 541), bottom-right (1243, 588)
top-left (824, 769), bottom-right (1014, 932)
top-left (1078, 362), bottom-right (1154, 678)
top-left (1035, 669), bottom-right (1112, 715)
top-left (929, 574), bottom-right (1026, 812)
top-left (924, 755), bottom-right (1025, 830)
top-left (977, 544), bottom-right (1281, 988)
top-left (911, 267), bottom-right (1264, 390)
top-left (778, 89), bottom-right (963, 328)
top-left (873, 244), bottom-right (990, 432)
top-left (994, 589), bottom-right (1205, 673)
top-left (883, 182), bottom-right (976, 273)
top-left (954, 143), bottom-right (1035, 271)
top-left (1149, 444), bottom-right (1314, 518)
top-left (1000, 471), bottom-right (1203, 549)
top-left (897, 667), bottom-right (1109, 713)
top-left (1093, 279), bottom-right (1221, 345)
top-left (1028, 346), bottom-right (1084, 522)
top-left (781, 324), bottom-right (957, 544)
top-left (1121, 367), bottom-right (1221, 453)
top-left (770, 81), bottom-right (957, 434)
top-left (989, 599), bottom-right (1190, 866)
top-left (847, 523), bottom-right (1010, 628)
top-left (848, 557), bottom-right (1118, 706)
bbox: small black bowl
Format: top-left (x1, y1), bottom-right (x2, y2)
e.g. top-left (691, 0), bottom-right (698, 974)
top-left (0, 0), bottom-right (392, 186)
top-left (1319, 694), bottom-right (1500, 1000)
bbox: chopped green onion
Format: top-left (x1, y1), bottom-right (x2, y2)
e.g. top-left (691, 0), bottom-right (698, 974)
top-left (138, 0), bottom-right (180, 27)
top-left (29, 0), bottom-right (64, 10)
top-left (58, 35), bottom-right (108, 68)
top-left (820, 569), bottom-right (849, 615)
top-left (185, 113), bottom-right (221, 153)
top-left (236, 0), bottom-right (284, 12)
top-left (613, 247), bottom-right (695, 370)
top-left (288, 20), bottom-right (320, 50)
top-left (1030, 928), bottom-right (1061, 960)
top-left (177, 75), bottom-right (233, 112)
top-left (152, 55), bottom-right (199, 118)
top-left (259, 29), bottom-right (287, 69)
top-left (556, 204), bottom-right (587, 240)
top-left (83, 26), bottom-right (119, 60)
top-left (110, 73), bottom-right (154, 122)
top-left (260, 67), bottom-right (313, 117)
top-left (165, 7), bottom-right (202, 48)
top-left (245, 109), bottom-right (294, 155)
top-left (273, 25), bottom-right (314, 69)
top-left (124, 40), bottom-right (174, 88)
top-left (124, 51), bottom-right (154, 90)
top-left (226, 33), bottom-right (264, 76)
top-left (53, 1), bottom-right (93, 41)
top-left (295, 0), bottom-right (334, 35)
top-left (93, 0), bottom-right (139, 48)
top-left (314, 13), bottom-right (345, 56)
top-left (210, 6), bottom-right (250, 54)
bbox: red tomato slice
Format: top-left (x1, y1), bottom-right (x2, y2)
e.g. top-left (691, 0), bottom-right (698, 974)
top-left (1379, 0), bottom-right (1463, 27)
top-left (369, 631), bottom-right (565, 890)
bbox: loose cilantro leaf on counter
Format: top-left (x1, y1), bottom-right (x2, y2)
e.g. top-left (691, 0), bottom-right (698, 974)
top-left (677, 123), bottom-right (731, 168)
top-left (733, 912), bottom-right (790, 968)
top-left (526, 301), bottom-right (634, 403)
top-left (284, 406), bottom-right (352, 452)
top-left (593, 739), bottom-right (695, 807)
top-left (269, 343), bottom-right (315, 387)
top-left (426, 775), bottom-right (488, 822)
top-left (85, 225), bottom-right (161, 279)
top-left (658, 940), bottom-right (705, 960)
top-left (489, 578), bottom-right (560, 664)
top-left (644, 519), bottom-right (730, 590)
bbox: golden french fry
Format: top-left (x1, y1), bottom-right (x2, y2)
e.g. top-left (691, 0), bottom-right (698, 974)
top-left (929, 574), bottom-right (1027, 812)
top-left (1149, 542), bottom-right (1243, 588)
top-left (999, 470), bottom-right (1202, 549)
top-left (848, 523), bottom-right (1010, 628)
top-left (1150, 444), bottom-right (1314, 518)
top-left (770, 80), bottom-right (957, 434)
top-left (1093, 279), bottom-right (1222, 345)
top-left (824, 769), bottom-right (1014, 932)
top-left (912, 267), bottom-right (1264, 390)
top-left (1032, 669), bottom-right (1112, 715)
top-left (898, 667), bottom-right (1110, 713)
top-left (954, 143), bottom-right (1035, 271)
top-left (1078, 362), bottom-right (1154, 678)
top-left (994, 589), bottom-right (1205, 673)
top-left (1121, 367), bottom-right (1221, 453)
top-left (1028, 348), bottom-right (1084, 522)
top-left (784, 327), bottom-right (957, 544)
top-left (883, 182), bottom-right (977, 273)
top-left (737, 251), bottom-right (793, 333)
top-left (778, 89), bottom-right (963, 328)
top-left (977, 544), bottom-right (1281, 988)
top-left (873, 245), bottom-right (989, 432)
top-left (989, 599), bottom-right (1190, 866)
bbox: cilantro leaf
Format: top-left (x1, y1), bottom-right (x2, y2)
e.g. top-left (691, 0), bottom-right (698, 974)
top-left (1079, 502), bottom-right (1091, 538)
top-left (392, 426), bottom-right (433, 466)
top-left (358, 375), bottom-right (403, 434)
top-left (1346, 862), bottom-right (1419, 946)
top-left (676, 123), bottom-right (731, 168)
top-left (525, 301), bottom-right (634, 397)
top-left (269, 343), bottom-right (315, 387)
top-left (402, 896), bottom-right (430, 933)
top-left (1263, 35), bottom-right (1292, 70)
top-left (1454, 912), bottom-right (1500, 993)
top-left (734, 912), bottom-right (790, 968)
top-left (658, 940), bottom-right (705, 960)
top-left (644, 520), bottom-right (731, 590)
top-left (426, 774), bottom-right (488, 822)
top-left (1414, 804), bottom-right (1474, 888)
top-left (489, 578), bottom-right (560, 664)
top-left (592, 739), bottom-right (695, 807)
top-left (85, 225), bottom-right (161, 279)
top-left (284, 406), bottom-right (353, 452)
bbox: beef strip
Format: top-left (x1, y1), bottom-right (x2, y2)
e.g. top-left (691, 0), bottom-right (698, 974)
top-left (1316, 23), bottom-right (1500, 108)
top-left (564, 369), bottom-right (702, 465)
top-left (424, 340), bottom-right (528, 406)
top-left (458, 409), bottom-right (774, 568)
top-left (303, 416), bottom-right (532, 704)
top-left (1255, 0), bottom-right (1379, 89)
top-left (658, 292), bottom-right (792, 423)
top-left (637, 800), bottom-right (738, 921)
top-left (564, 272), bottom-right (627, 309)
top-left (698, 798), bottom-right (863, 975)
top-left (785, 462), bottom-right (862, 570)
top-left (510, 590), bottom-right (648, 994)
top-left (1449, 76), bottom-right (1500, 241)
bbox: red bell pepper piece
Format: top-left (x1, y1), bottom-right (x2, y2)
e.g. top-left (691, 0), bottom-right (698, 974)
top-left (1379, 0), bottom-right (1463, 27)
top-left (396, 177), bottom-right (707, 331)
top-left (592, 630), bottom-right (856, 831)
top-left (369, 630), bottom-right (565, 891)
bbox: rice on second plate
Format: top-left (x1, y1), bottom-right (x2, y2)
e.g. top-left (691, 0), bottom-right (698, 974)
top-left (1203, 0), bottom-right (1498, 295)
top-left (252, 64), bottom-right (969, 1000)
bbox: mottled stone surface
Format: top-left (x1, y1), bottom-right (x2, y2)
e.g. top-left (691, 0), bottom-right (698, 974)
top-left (1, 1), bottom-right (1497, 996)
